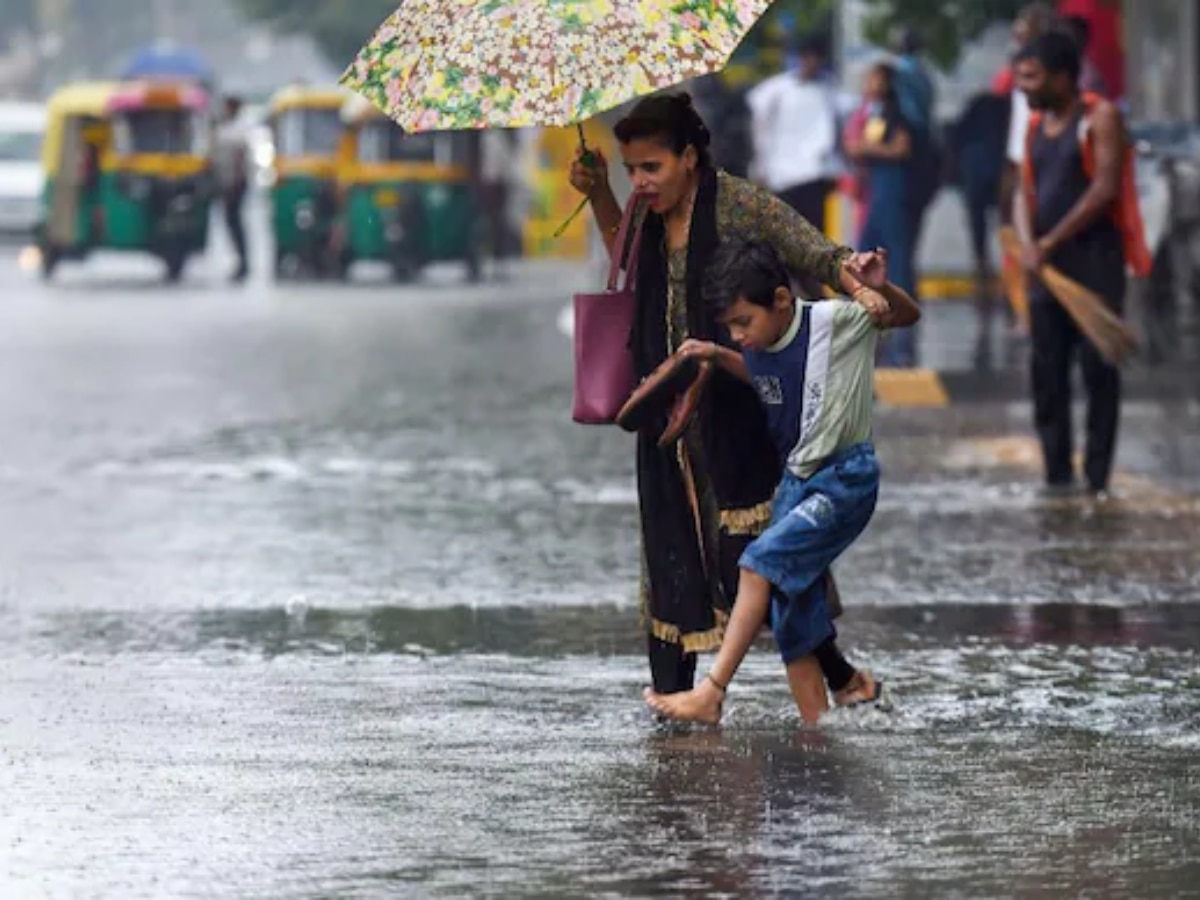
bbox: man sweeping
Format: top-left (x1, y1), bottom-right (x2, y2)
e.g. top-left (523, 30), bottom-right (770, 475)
top-left (1014, 30), bottom-right (1150, 498)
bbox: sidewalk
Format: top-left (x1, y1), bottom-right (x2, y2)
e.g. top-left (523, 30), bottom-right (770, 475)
top-left (893, 293), bottom-right (1200, 406)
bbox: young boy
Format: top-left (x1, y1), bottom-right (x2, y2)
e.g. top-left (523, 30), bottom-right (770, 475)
top-left (644, 239), bottom-right (921, 725)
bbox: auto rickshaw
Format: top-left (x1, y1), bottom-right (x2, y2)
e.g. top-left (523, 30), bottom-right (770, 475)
top-left (267, 85), bottom-right (348, 278)
top-left (37, 81), bottom-right (213, 282)
top-left (336, 97), bottom-right (481, 282)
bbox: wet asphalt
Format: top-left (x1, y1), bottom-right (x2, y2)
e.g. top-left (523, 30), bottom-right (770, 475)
top-left (1, 221), bottom-right (1198, 898)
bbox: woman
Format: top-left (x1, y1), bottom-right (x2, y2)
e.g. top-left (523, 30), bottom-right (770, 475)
top-left (569, 93), bottom-right (883, 705)
top-left (847, 63), bottom-right (917, 367)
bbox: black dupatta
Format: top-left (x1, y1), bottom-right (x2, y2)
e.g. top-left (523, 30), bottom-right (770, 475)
top-left (630, 167), bottom-right (781, 642)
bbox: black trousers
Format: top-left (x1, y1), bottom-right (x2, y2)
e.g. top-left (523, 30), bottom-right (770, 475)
top-left (1029, 298), bottom-right (1122, 491)
top-left (222, 187), bottom-right (248, 272)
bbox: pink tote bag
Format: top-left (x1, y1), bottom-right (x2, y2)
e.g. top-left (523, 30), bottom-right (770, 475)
top-left (572, 198), bottom-right (645, 424)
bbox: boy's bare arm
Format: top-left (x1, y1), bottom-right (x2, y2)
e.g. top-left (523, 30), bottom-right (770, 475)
top-left (679, 339), bottom-right (751, 384)
top-left (711, 345), bottom-right (751, 383)
top-left (859, 281), bottom-right (921, 329)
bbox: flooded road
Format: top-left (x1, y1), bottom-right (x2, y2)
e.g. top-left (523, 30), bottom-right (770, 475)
top-left (1, 238), bottom-right (1198, 897)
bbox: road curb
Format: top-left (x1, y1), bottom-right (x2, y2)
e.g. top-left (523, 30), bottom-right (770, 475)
top-left (878, 367), bottom-right (1199, 407)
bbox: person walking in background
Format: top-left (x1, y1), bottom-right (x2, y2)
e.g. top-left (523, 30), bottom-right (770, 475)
top-left (215, 95), bottom-right (250, 283)
top-left (840, 100), bottom-right (873, 245)
top-left (1001, 3), bottom-right (1057, 222)
top-left (888, 30), bottom-right (939, 259)
top-left (480, 129), bottom-right (521, 281)
top-left (1015, 30), bottom-right (1144, 498)
top-left (998, 4), bottom-right (1057, 338)
top-left (949, 89), bottom-right (1012, 365)
top-left (746, 32), bottom-right (841, 296)
top-left (887, 27), bottom-right (939, 366)
top-left (846, 63), bottom-right (917, 367)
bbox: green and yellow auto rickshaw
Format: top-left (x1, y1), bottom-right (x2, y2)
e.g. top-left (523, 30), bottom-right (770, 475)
top-left (336, 97), bottom-right (481, 282)
top-left (37, 80), bottom-right (213, 282)
top-left (267, 85), bottom-right (348, 278)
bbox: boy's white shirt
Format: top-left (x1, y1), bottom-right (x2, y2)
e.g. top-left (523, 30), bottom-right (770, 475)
top-left (766, 299), bottom-right (879, 480)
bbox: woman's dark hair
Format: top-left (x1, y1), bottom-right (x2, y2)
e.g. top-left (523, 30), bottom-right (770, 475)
top-left (702, 240), bottom-right (790, 315)
top-left (1015, 29), bottom-right (1082, 84)
top-left (868, 61), bottom-right (899, 104)
top-left (613, 91), bottom-right (712, 168)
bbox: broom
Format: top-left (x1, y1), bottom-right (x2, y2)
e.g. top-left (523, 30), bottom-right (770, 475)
top-left (999, 226), bottom-right (1137, 366)
top-left (1000, 252), bottom-right (1030, 332)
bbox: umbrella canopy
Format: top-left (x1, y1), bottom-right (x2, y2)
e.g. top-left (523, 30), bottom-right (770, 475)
top-left (120, 45), bottom-right (214, 84)
top-left (341, 0), bottom-right (771, 132)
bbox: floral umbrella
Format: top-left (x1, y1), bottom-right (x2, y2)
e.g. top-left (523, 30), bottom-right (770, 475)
top-left (340, 0), bottom-right (772, 132)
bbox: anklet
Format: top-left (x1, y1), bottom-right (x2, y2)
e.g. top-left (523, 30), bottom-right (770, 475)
top-left (705, 673), bottom-right (728, 693)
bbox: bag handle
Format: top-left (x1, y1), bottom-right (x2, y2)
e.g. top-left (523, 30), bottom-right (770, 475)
top-left (606, 194), bottom-right (646, 292)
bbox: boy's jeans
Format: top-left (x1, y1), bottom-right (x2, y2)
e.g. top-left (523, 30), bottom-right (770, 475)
top-left (739, 443), bottom-right (880, 664)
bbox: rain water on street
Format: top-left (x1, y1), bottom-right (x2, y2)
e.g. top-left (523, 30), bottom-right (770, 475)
top-left (1, 233), bottom-right (1199, 898)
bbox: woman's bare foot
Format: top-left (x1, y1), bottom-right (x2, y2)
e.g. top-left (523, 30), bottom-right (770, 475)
top-left (834, 669), bottom-right (880, 708)
top-left (643, 675), bottom-right (725, 725)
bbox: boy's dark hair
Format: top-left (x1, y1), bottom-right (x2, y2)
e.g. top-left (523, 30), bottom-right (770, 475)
top-left (702, 240), bottom-right (791, 315)
top-left (1015, 29), bottom-right (1082, 85)
top-left (613, 92), bottom-right (712, 168)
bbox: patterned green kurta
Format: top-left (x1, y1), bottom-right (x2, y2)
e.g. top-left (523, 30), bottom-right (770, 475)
top-left (647, 172), bottom-right (851, 651)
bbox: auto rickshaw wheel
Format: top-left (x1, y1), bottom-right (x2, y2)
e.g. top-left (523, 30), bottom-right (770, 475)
top-left (465, 249), bottom-right (482, 284)
top-left (332, 249), bottom-right (352, 282)
top-left (464, 217), bottom-right (486, 284)
top-left (391, 260), bottom-right (419, 283)
top-left (163, 251), bottom-right (188, 283)
top-left (39, 245), bottom-right (60, 281)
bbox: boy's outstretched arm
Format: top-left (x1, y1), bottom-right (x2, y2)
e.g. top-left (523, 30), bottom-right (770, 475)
top-left (678, 339), bottom-right (751, 383)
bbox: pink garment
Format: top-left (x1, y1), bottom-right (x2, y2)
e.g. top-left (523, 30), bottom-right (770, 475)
top-left (840, 103), bottom-right (871, 241)
top-left (992, 65), bottom-right (1014, 96)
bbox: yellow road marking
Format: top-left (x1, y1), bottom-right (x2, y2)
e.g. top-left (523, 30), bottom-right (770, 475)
top-left (874, 368), bottom-right (950, 407)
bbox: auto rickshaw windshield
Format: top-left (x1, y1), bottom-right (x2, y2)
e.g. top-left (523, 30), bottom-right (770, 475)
top-left (275, 107), bottom-right (342, 158)
top-left (357, 122), bottom-right (438, 164)
top-left (0, 129), bottom-right (41, 162)
top-left (113, 109), bottom-right (209, 156)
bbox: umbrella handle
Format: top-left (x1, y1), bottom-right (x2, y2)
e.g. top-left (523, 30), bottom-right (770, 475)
top-left (578, 122), bottom-right (596, 167)
top-left (557, 123), bottom-right (596, 238)
top-left (553, 196), bottom-right (589, 239)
